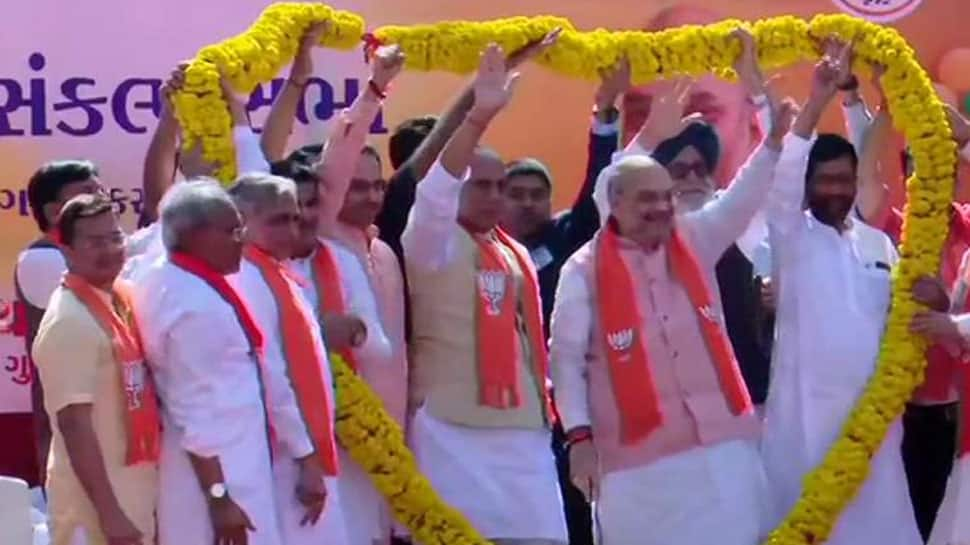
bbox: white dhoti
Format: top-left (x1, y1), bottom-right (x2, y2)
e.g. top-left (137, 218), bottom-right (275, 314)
top-left (929, 456), bottom-right (970, 545)
top-left (273, 456), bottom-right (348, 545)
top-left (409, 408), bottom-right (567, 543)
top-left (157, 414), bottom-right (282, 545)
top-left (598, 440), bottom-right (770, 545)
top-left (338, 447), bottom-right (391, 545)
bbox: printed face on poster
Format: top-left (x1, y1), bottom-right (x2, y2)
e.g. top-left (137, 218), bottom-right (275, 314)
top-left (0, 0), bottom-right (964, 412)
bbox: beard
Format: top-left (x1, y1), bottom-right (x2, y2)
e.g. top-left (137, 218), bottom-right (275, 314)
top-left (808, 195), bottom-right (854, 227)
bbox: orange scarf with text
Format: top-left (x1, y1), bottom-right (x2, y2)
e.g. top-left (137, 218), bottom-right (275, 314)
top-left (62, 273), bottom-right (160, 465)
top-left (309, 241), bottom-right (362, 374)
top-left (595, 224), bottom-right (752, 444)
top-left (467, 227), bottom-right (552, 420)
top-left (245, 246), bottom-right (339, 475)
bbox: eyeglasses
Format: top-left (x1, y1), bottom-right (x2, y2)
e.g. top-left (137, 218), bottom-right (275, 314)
top-left (666, 160), bottom-right (710, 180)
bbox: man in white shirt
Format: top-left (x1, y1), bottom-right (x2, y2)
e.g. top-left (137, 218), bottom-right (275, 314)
top-left (133, 180), bottom-right (285, 545)
top-left (402, 44), bottom-right (568, 545)
top-left (760, 49), bottom-right (921, 545)
top-left (227, 173), bottom-right (348, 545)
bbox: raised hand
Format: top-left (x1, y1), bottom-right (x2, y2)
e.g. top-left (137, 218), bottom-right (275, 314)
top-left (767, 96), bottom-right (799, 149)
top-left (595, 57), bottom-right (631, 113)
top-left (161, 62), bottom-right (189, 112)
top-left (506, 27), bottom-right (562, 70)
top-left (291, 22), bottom-right (329, 85)
top-left (732, 27), bottom-right (765, 96)
top-left (637, 78), bottom-right (699, 148)
top-left (370, 44), bottom-right (406, 93)
top-left (810, 40), bottom-right (852, 104)
top-left (471, 44), bottom-right (520, 117)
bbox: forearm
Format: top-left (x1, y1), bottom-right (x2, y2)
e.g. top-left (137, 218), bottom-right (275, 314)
top-left (856, 108), bottom-right (892, 225)
top-left (841, 92), bottom-right (872, 151)
top-left (187, 451), bottom-right (227, 494)
top-left (58, 407), bottom-right (124, 517)
top-left (260, 81), bottom-right (305, 162)
top-left (440, 110), bottom-right (491, 177)
top-left (141, 109), bottom-right (179, 223)
top-left (793, 95), bottom-right (827, 140)
top-left (405, 85), bottom-right (475, 180)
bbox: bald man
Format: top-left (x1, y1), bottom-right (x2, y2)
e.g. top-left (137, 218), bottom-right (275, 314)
top-left (402, 45), bottom-right (567, 544)
top-left (550, 80), bottom-right (790, 544)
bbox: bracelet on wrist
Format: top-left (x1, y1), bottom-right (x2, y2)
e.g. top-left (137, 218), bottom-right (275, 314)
top-left (367, 79), bottom-right (387, 100)
top-left (565, 426), bottom-right (593, 449)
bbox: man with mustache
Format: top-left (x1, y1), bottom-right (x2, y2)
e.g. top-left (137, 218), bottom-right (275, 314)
top-left (759, 48), bottom-right (923, 545)
top-left (550, 52), bottom-right (791, 542)
top-left (402, 43), bottom-right (568, 545)
top-left (133, 180), bottom-right (286, 545)
top-left (32, 193), bottom-right (159, 545)
top-left (263, 43), bottom-right (408, 545)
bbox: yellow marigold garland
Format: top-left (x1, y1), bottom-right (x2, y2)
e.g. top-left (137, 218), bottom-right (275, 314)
top-left (330, 353), bottom-right (491, 545)
top-left (372, 14), bottom-right (954, 545)
top-left (172, 3), bottom-right (363, 182)
top-left (178, 7), bottom-right (954, 544)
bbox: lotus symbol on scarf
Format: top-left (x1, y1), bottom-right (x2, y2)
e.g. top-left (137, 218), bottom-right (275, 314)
top-left (607, 328), bottom-right (634, 353)
top-left (478, 270), bottom-right (507, 316)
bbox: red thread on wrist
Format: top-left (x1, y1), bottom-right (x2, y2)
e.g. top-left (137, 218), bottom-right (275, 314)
top-left (565, 426), bottom-right (593, 448)
top-left (368, 79), bottom-right (387, 100)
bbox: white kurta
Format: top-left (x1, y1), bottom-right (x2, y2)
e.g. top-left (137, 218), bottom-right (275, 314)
top-left (133, 258), bottom-right (283, 545)
top-left (761, 134), bottom-right (919, 545)
top-left (560, 134), bottom-right (779, 545)
top-left (289, 240), bottom-right (393, 545)
top-left (400, 161), bottom-right (567, 543)
top-left (929, 456), bottom-right (970, 545)
top-left (232, 259), bottom-right (348, 545)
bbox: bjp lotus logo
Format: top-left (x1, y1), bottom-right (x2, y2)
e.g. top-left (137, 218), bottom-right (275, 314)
top-left (607, 328), bottom-right (634, 354)
top-left (478, 270), bottom-right (507, 316)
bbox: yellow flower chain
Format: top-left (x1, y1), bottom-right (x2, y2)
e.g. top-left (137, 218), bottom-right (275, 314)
top-left (172, 3), bottom-right (363, 182)
top-left (330, 353), bottom-right (492, 545)
top-left (181, 8), bottom-right (952, 544)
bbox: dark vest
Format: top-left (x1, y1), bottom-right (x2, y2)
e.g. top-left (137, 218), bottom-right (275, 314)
top-left (715, 243), bottom-right (771, 405)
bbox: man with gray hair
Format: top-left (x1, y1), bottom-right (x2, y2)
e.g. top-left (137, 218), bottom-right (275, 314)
top-left (549, 71), bottom-right (792, 544)
top-left (133, 179), bottom-right (286, 545)
top-left (226, 173), bottom-right (349, 545)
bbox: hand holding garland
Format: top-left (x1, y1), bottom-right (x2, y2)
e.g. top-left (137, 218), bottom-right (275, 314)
top-left (261, 22), bottom-right (330, 162)
top-left (440, 43), bottom-right (521, 179)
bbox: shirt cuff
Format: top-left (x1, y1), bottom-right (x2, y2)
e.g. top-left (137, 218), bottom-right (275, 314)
top-left (234, 127), bottom-right (271, 174)
top-left (955, 313), bottom-right (970, 339)
top-left (783, 131), bottom-right (816, 155)
top-left (423, 159), bottom-right (469, 189)
top-left (591, 116), bottom-right (620, 137)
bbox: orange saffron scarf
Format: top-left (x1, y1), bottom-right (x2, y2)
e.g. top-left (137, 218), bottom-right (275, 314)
top-left (62, 273), bottom-right (160, 465)
top-left (466, 227), bottom-right (552, 421)
top-left (245, 246), bottom-right (339, 475)
top-left (169, 252), bottom-right (277, 446)
top-left (595, 224), bottom-right (752, 444)
top-left (309, 241), bottom-right (362, 374)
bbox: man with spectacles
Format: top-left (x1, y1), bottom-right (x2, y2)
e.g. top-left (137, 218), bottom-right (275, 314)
top-left (227, 173), bottom-right (348, 545)
top-left (32, 193), bottom-right (160, 545)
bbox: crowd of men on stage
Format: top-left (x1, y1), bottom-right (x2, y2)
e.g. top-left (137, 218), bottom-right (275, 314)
top-left (7, 13), bottom-right (970, 545)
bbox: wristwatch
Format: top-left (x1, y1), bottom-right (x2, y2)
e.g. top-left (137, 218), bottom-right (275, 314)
top-left (207, 483), bottom-right (228, 500)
